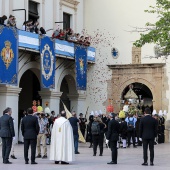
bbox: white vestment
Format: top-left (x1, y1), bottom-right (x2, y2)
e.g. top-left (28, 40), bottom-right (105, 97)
top-left (50, 117), bottom-right (75, 162)
top-left (18, 118), bottom-right (24, 142)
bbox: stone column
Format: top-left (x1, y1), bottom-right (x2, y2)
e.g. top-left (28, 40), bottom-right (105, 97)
top-left (39, 89), bottom-right (62, 115)
top-left (0, 85), bottom-right (21, 144)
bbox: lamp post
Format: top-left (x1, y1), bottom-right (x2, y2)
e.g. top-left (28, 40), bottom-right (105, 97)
top-left (12, 9), bottom-right (26, 31)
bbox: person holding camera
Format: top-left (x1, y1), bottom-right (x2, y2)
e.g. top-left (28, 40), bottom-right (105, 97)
top-left (36, 112), bottom-right (49, 159)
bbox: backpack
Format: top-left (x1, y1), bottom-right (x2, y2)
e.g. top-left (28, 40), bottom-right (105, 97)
top-left (127, 118), bottom-right (134, 131)
top-left (91, 122), bottom-right (100, 135)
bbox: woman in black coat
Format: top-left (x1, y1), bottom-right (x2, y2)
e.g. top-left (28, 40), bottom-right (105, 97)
top-left (120, 118), bottom-right (127, 148)
top-left (86, 115), bottom-right (94, 148)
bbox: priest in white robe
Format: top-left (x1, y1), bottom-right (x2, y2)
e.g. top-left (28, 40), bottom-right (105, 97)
top-left (50, 111), bottom-right (75, 164)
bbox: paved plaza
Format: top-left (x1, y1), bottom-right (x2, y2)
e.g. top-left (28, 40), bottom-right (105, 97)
top-left (0, 142), bottom-right (170, 170)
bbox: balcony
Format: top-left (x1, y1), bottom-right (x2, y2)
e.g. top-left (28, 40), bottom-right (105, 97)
top-left (18, 30), bottom-right (95, 62)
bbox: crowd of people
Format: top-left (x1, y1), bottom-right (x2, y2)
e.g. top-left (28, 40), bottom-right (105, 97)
top-left (0, 15), bottom-right (16, 27)
top-left (0, 101), bottom-right (164, 166)
top-left (0, 14), bottom-right (91, 46)
top-left (52, 28), bottom-right (91, 46)
top-left (0, 14), bottom-right (46, 35)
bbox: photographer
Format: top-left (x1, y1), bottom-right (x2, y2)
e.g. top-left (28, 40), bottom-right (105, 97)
top-left (36, 112), bottom-right (49, 159)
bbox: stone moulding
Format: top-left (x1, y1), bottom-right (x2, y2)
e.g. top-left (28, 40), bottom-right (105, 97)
top-left (60, 0), bottom-right (79, 10)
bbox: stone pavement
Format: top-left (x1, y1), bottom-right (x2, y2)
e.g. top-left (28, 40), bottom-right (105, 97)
top-left (0, 142), bottom-right (170, 170)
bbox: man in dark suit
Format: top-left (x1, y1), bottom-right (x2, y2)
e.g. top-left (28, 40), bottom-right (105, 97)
top-left (0, 107), bottom-right (15, 164)
top-left (139, 107), bottom-right (158, 166)
top-left (21, 108), bottom-right (39, 164)
top-left (69, 111), bottom-right (80, 154)
top-left (106, 113), bottom-right (120, 164)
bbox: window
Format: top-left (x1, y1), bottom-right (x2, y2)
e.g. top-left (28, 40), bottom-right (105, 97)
top-left (29, 1), bottom-right (39, 22)
top-left (63, 12), bottom-right (71, 29)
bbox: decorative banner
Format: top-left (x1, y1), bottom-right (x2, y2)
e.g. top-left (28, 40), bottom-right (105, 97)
top-left (75, 45), bottom-right (87, 90)
top-left (0, 25), bottom-right (18, 85)
top-left (40, 36), bottom-right (55, 88)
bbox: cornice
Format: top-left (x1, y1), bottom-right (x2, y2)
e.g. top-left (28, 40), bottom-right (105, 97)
top-left (60, 0), bottom-right (79, 10)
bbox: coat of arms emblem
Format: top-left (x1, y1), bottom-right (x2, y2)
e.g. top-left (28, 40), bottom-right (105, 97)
top-left (1, 41), bottom-right (14, 69)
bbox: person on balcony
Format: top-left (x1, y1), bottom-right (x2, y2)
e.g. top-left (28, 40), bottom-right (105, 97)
top-left (32, 21), bottom-right (39, 34)
top-left (22, 21), bottom-right (26, 31)
top-left (40, 27), bottom-right (46, 35)
top-left (0, 15), bottom-right (7, 25)
top-left (78, 36), bottom-right (84, 45)
top-left (58, 29), bottom-right (65, 40)
top-left (84, 37), bottom-right (91, 46)
top-left (26, 20), bottom-right (33, 32)
top-left (7, 15), bottom-right (16, 27)
top-left (52, 28), bottom-right (60, 39)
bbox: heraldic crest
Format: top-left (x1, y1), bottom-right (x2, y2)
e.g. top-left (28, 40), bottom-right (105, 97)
top-left (1, 40), bottom-right (14, 69)
top-left (41, 44), bottom-right (54, 80)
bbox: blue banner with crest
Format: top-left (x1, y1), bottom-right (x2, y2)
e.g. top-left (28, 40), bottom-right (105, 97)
top-left (40, 36), bottom-right (55, 88)
top-left (75, 45), bottom-right (87, 90)
top-left (0, 26), bottom-right (18, 85)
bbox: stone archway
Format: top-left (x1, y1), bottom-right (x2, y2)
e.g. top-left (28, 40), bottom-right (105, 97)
top-left (107, 63), bottom-right (166, 113)
top-left (60, 74), bottom-right (78, 112)
top-left (121, 82), bottom-right (153, 112)
top-left (57, 69), bottom-right (78, 112)
top-left (19, 69), bottom-right (41, 113)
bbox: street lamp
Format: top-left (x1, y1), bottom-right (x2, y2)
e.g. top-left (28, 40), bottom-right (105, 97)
top-left (12, 9), bottom-right (26, 31)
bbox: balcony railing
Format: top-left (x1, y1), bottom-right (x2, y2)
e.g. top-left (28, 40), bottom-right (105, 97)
top-left (18, 30), bottom-right (95, 62)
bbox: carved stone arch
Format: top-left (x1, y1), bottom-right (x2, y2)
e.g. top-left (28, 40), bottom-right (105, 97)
top-left (18, 61), bottom-right (40, 85)
top-left (119, 78), bottom-right (155, 99)
top-left (57, 68), bottom-right (77, 94)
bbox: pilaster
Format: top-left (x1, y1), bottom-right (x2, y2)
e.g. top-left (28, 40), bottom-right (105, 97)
top-left (0, 85), bottom-right (22, 144)
top-left (39, 89), bottom-right (62, 115)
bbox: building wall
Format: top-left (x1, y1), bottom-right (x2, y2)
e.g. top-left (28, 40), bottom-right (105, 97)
top-left (0, 0), bottom-right (84, 36)
top-left (84, 0), bottom-right (170, 119)
top-left (0, 0), bottom-right (86, 143)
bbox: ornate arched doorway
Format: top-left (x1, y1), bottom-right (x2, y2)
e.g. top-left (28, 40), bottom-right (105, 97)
top-left (107, 63), bottom-right (167, 113)
top-left (59, 74), bottom-right (78, 112)
top-left (18, 69), bottom-right (41, 121)
top-left (121, 83), bottom-right (153, 113)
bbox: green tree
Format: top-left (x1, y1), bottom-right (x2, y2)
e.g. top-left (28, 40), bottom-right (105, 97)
top-left (134, 0), bottom-right (170, 57)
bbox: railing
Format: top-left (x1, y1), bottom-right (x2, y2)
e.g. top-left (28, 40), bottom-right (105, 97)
top-left (18, 30), bottom-right (95, 62)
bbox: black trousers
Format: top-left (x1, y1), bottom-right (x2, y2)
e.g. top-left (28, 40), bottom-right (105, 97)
top-left (127, 129), bottom-right (135, 146)
top-left (1, 137), bottom-right (13, 163)
top-left (24, 139), bottom-right (37, 162)
top-left (110, 141), bottom-right (118, 163)
top-left (142, 139), bottom-right (154, 163)
top-left (80, 129), bottom-right (86, 137)
top-left (92, 134), bottom-right (104, 155)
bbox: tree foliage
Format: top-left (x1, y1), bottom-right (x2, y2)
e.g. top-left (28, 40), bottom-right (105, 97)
top-left (133, 0), bottom-right (170, 57)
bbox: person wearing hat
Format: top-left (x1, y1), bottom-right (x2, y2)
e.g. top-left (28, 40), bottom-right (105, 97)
top-left (79, 113), bottom-right (87, 137)
top-left (106, 113), bottom-right (120, 164)
top-left (158, 110), bottom-right (165, 143)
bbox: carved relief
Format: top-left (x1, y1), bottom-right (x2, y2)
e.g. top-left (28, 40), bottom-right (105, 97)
top-left (107, 64), bottom-right (166, 113)
top-left (132, 47), bottom-right (141, 64)
top-left (60, 0), bottom-right (79, 10)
